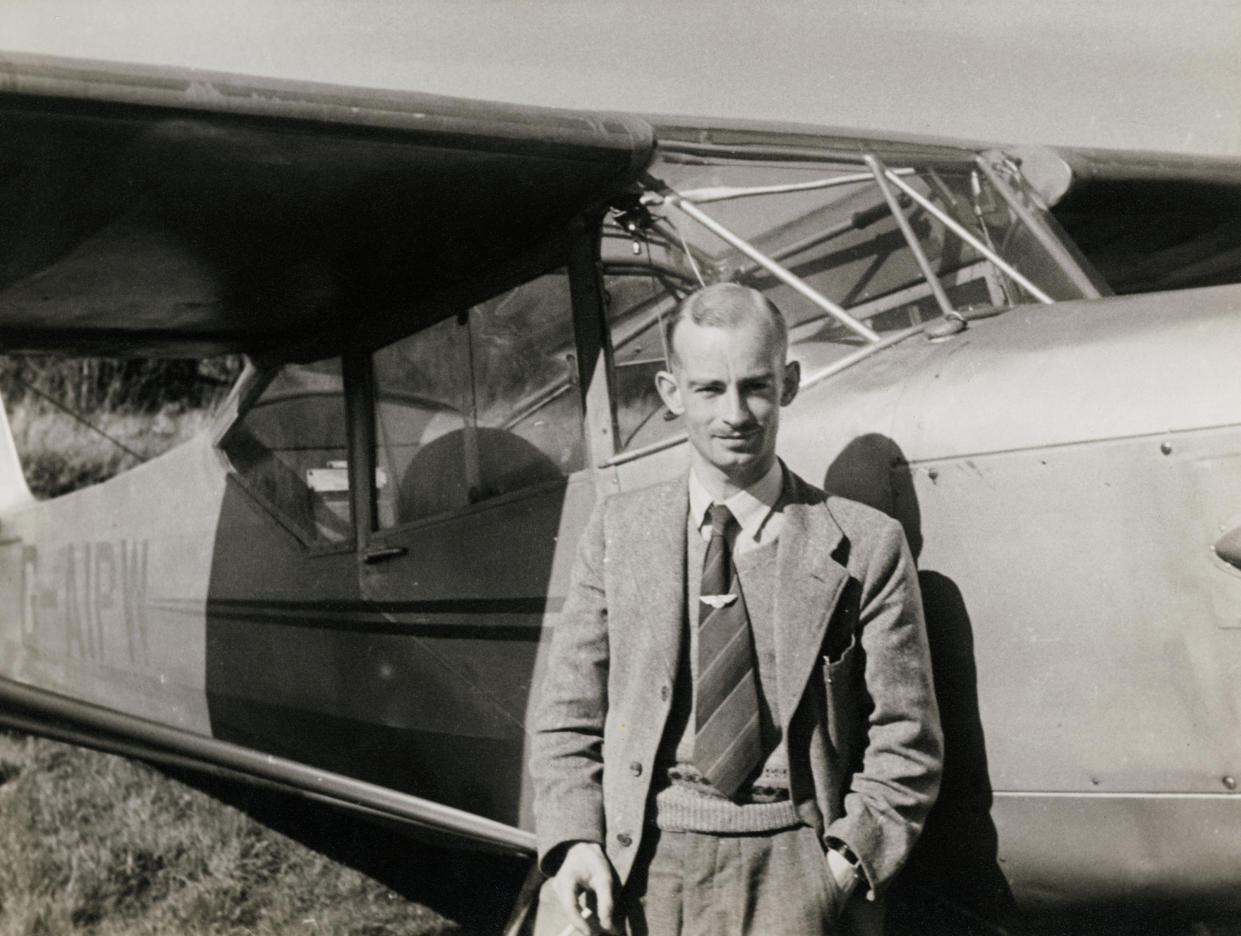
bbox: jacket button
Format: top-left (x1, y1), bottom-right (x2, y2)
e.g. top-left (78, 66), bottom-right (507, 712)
top-left (660, 685), bottom-right (670, 702)
top-left (629, 761), bottom-right (643, 777)
top-left (616, 832), bottom-right (633, 847)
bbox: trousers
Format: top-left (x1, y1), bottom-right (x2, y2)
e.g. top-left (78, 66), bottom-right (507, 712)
top-left (532, 825), bottom-right (885, 936)
top-left (619, 825), bottom-right (846, 936)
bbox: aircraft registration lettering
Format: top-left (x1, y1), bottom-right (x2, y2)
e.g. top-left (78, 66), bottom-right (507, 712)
top-left (22, 539), bottom-right (150, 666)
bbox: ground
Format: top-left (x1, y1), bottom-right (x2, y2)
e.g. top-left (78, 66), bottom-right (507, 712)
top-left (0, 730), bottom-right (528, 936)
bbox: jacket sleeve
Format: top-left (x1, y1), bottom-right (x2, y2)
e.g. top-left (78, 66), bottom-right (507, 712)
top-left (529, 499), bottom-right (611, 875)
top-left (826, 516), bottom-right (943, 896)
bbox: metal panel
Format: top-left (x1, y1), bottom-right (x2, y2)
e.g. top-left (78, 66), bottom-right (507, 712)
top-left (908, 428), bottom-right (1241, 794)
top-left (993, 792), bottom-right (1241, 912)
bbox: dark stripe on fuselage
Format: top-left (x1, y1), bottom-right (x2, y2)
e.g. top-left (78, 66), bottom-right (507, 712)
top-left (207, 608), bottom-right (544, 641)
top-left (206, 596), bottom-right (559, 640)
top-left (209, 596), bottom-right (561, 614)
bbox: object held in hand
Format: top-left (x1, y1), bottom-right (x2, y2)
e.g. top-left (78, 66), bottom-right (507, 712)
top-left (556, 904), bottom-right (592, 936)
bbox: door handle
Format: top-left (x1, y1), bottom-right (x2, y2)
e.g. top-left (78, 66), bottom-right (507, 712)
top-left (1214, 526), bottom-right (1241, 572)
top-left (362, 545), bottom-right (407, 564)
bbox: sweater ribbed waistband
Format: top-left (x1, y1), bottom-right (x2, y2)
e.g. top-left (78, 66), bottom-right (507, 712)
top-left (651, 763), bottom-right (802, 835)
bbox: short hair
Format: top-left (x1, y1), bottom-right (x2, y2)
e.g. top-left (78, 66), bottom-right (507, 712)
top-left (663, 283), bottom-right (788, 365)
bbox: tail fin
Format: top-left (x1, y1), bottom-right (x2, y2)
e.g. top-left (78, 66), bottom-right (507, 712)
top-left (0, 393), bottom-right (33, 510)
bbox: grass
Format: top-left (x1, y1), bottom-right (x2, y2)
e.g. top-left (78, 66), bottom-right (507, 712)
top-left (0, 731), bottom-right (528, 936)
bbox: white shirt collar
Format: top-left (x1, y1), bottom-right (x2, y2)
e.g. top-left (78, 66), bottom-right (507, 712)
top-left (688, 459), bottom-right (785, 547)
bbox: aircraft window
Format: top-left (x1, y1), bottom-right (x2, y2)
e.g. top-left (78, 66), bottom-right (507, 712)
top-left (601, 149), bottom-right (1096, 453)
top-left (372, 270), bottom-right (584, 528)
top-left (221, 357), bottom-right (352, 545)
top-left (602, 276), bottom-right (682, 453)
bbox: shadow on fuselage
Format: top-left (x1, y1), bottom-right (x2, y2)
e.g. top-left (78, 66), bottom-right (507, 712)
top-left (825, 434), bottom-right (1015, 931)
top-left (205, 426), bottom-right (573, 832)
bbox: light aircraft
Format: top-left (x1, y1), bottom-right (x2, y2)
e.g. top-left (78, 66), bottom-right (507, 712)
top-left (1, 51), bottom-right (1239, 933)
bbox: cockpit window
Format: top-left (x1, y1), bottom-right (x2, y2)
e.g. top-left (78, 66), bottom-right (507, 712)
top-left (372, 270), bottom-right (585, 529)
top-left (601, 145), bottom-right (1100, 454)
top-left (220, 357), bottom-right (351, 545)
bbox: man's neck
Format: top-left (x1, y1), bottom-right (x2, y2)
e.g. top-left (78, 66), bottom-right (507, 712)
top-left (688, 459), bottom-right (785, 553)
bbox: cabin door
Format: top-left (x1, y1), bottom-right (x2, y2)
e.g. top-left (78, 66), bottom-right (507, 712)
top-left (356, 266), bottom-right (596, 828)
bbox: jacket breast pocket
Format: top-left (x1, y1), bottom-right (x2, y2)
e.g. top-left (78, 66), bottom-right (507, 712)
top-left (823, 633), bottom-right (857, 682)
top-left (822, 577), bottom-right (860, 664)
top-left (823, 637), bottom-right (862, 767)
top-left (821, 578), bottom-right (863, 764)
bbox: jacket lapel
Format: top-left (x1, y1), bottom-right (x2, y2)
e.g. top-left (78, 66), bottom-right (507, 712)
top-left (774, 474), bottom-right (849, 726)
top-left (623, 479), bottom-right (687, 685)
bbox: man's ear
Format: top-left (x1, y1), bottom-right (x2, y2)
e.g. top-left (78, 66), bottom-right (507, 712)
top-left (655, 369), bottom-right (684, 415)
top-left (780, 360), bottom-right (801, 406)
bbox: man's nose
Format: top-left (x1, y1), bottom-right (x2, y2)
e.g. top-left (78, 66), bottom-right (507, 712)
top-left (722, 387), bottom-right (752, 425)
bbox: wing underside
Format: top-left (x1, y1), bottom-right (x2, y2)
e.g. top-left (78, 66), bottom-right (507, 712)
top-left (0, 53), bottom-right (653, 356)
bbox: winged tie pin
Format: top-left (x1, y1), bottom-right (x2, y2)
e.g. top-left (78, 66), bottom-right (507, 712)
top-left (700, 594), bottom-right (738, 609)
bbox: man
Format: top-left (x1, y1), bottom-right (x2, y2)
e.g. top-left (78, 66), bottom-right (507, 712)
top-left (531, 283), bottom-right (942, 934)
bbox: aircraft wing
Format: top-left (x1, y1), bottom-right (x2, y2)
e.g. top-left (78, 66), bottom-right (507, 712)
top-left (0, 53), bottom-right (653, 356)
top-left (1009, 144), bottom-right (1241, 295)
top-left (2, 52), bottom-right (1239, 360)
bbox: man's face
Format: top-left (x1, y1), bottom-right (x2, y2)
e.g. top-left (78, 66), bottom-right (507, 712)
top-left (656, 316), bottom-right (800, 495)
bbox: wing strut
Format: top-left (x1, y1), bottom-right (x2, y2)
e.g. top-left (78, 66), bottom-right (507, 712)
top-left (865, 154), bottom-right (958, 321)
top-left (651, 188), bottom-right (882, 344)
top-left (879, 166), bottom-right (1055, 304)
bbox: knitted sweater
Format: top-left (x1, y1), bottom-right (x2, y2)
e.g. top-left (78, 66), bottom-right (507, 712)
top-left (651, 534), bottom-right (804, 833)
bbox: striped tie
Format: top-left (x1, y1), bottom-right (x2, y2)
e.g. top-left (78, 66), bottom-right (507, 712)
top-left (694, 504), bottom-right (763, 799)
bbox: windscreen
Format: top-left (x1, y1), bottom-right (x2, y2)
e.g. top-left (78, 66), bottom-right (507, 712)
top-left (600, 145), bottom-right (1101, 454)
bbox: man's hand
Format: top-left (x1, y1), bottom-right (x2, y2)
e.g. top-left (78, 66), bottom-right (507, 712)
top-left (552, 841), bottom-right (617, 934)
top-left (824, 845), bottom-right (862, 922)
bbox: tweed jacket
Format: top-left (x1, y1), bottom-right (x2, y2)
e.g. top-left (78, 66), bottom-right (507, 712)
top-left (530, 467), bottom-right (942, 896)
